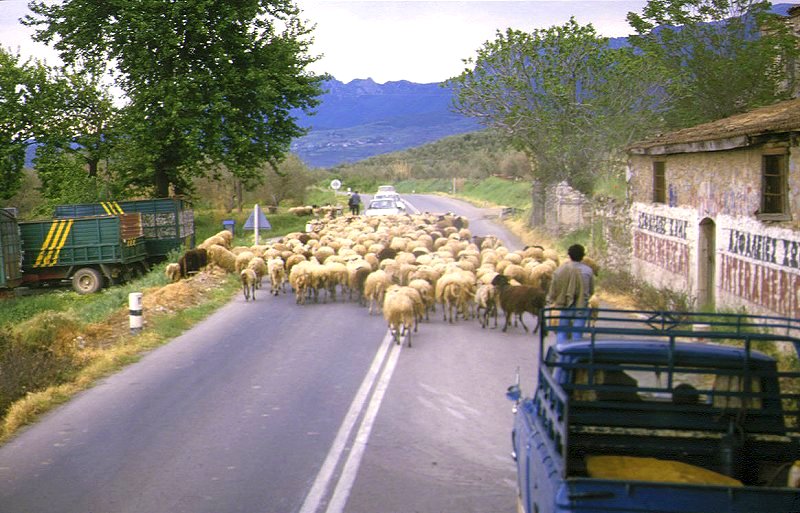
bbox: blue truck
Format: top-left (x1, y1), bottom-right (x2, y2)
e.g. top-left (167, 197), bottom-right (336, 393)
top-left (507, 308), bottom-right (800, 513)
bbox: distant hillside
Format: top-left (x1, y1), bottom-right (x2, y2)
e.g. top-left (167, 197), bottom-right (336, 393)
top-left (292, 4), bottom-right (799, 170)
top-left (290, 78), bottom-right (481, 169)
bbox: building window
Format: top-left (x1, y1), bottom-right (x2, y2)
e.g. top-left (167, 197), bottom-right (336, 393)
top-left (653, 161), bottom-right (666, 204)
top-left (760, 153), bottom-right (790, 220)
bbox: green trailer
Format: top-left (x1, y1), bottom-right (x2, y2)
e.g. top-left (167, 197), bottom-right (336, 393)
top-left (53, 198), bottom-right (194, 263)
top-left (19, 214), bottom-right (148, 294)
top-left (0, 208), bottom-right (23, 289)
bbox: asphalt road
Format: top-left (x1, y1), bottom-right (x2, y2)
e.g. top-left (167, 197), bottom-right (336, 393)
top-left (0, 194), bottom-right (540, 513)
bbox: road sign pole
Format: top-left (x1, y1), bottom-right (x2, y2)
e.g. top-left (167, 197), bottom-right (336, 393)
top-left (254, 204), bottom-right (260, 245)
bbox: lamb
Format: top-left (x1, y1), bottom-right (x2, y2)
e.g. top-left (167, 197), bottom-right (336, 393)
top-left (241, 268), bottom-right (257, 301)
top-left (491, 274), bottom-right (547, 333)
top-left (267, 257), bottom-right (287, 296)
top-left (474, 282), bottom-right (499, 328)
top-left (165, 262), bottom-right (181, 283)
top-left (178, 248), bottom-right (208, 278)
top-left (383, 285), bottom-right (417, 347)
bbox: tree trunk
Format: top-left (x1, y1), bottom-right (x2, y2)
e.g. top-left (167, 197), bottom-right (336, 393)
top-left (87, 157), bottom-right (99, 178)
top-left (526, 152), bottom-right (546, 227)
top-left (154, 164), bottom-right (170, 197)
top-left (530, 179), bottom-right (546, 227)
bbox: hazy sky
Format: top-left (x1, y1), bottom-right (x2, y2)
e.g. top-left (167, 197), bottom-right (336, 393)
top-left (2, 0), bottom-right (648, 84)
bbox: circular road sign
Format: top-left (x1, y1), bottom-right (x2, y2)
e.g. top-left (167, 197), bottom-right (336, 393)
top-left (330, 179), bottom-right (342, 190)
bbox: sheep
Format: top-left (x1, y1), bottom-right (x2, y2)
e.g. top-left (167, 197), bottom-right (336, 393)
top-left (587, 293), bottom-right (601, 328)
top-left (322, 260), bottom-right (348, 302)
top-left (165, 263), bottom-right (181, 283)
top-left (234, 251), bottom-right (255, 273)
top-left (206, 244), bottom-right (237, 273)
top-left (288, 260), bottom-right (315, 305)
top-left (435, 270), bottom-right (475, 323)
top-left (267, 257), bottom-right (287, 296)
top-left (408, 278), bottom-right (434, 320)
top-left (247, 256), bottom-right (267, 289)
top-left (178, 248), bottom-right (208, 278)
top-left (491, 274), bottom-right (547, 333)
top-left (383, 285), bottom-right (417, 347)
top-left (364, 269), bottom-right (393, 314)
top-left (474, 282), bottom-right (499, 328)
top-left (346, 259), bottom-right (372, 304)
top-left (198, 234), bottom-right (228, 250)
top-left (241, 268), bottom-right (257, 301)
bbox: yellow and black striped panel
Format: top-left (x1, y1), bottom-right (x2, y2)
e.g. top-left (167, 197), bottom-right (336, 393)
top-left (101, 201), bottom-right (125, 215)
top-left (33, 219), bottom-right (74, 268)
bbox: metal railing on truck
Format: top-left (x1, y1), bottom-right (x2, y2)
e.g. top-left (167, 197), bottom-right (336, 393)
top-left (53, 198), bottom-right (194, 261)
top-left (536, 307), bottom-right (800, 479)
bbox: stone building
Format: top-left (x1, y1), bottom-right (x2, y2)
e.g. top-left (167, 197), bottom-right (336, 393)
top-left (626, 98), bottom-right (800, 318)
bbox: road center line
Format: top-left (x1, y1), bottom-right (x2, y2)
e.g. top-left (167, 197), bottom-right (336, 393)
top-left (325, 335), bottom-right (403, 513)
top-left (297, 330), bottom-right (394, 513)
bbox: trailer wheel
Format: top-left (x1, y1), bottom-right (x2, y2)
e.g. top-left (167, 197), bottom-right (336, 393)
top-left (72, 268), bottom-right (104, 294)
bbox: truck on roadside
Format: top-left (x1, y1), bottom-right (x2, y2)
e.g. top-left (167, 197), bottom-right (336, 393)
top-left (53, 197), bottom-right (194, 263)
top-left (0, 208), bottom-right (23, 290)
top-left (507, 307), bottom-right (800, 513)
top-left (18, 213), bottom-right (148, 294)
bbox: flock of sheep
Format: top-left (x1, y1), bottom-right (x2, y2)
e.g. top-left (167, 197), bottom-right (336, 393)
top-left (165, 212), bottom-right (598, 347)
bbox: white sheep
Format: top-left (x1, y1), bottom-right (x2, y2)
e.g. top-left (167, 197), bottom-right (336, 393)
top-left (383, 285), bottom-right (416, 347)
top-left (267, 257), bottom-right (286, 296)
top-left (363, 269), bottom-right (393, 314)
top-left (241, 268), bottom-right (257, 301)
top-left (165, 262), bottom-right (181, 283)
top-left (247, 256), bottom-right (267, 289)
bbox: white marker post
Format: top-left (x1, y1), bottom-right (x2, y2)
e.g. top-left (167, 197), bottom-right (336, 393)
top-left (129, 292), bottom-right (143, 334)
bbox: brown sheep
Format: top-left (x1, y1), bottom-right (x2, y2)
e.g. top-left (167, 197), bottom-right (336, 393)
top-left (491, 274), bottom-right (547, 333)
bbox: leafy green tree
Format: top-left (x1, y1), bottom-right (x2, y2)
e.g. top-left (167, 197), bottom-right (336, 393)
top-left (33, 69), bottom-right (123, 204)
top-left (446, 18), bottom-right (660, 224)
top-left (0, 49), bottom-right (59, 200)
top-left (25, 0), bottom-right (326, 197)
top-left (627, 0), bottom-right (798, 128)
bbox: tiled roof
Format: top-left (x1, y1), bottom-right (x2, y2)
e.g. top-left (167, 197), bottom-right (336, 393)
top-left (628, 98), bottom-right (800, 151)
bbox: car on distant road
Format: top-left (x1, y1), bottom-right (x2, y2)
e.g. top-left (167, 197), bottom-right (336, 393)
top-left (373, 191), bottom-right (402, 203)
top-left (364, 198), bottom-right (405, 216)
top-left (376, 185), bottom-right (396, 194)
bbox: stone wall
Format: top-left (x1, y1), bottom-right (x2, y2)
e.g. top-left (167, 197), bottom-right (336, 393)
top-left (543, 181), bottom-right (591, 235)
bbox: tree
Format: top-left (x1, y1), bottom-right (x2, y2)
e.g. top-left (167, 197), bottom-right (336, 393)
top-left (0, 49), bottom-right (59, 200)
top-left (627, 0), bottom-right (798, 128)
top-left (33, 69), bottom-right (123, 203)
top-left (24, 0), bottom-right (326, 197)
top-left (446, 18), bottom-right (661, 223)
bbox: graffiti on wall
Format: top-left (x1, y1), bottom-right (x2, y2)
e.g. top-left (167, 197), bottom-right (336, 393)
top-left (720, 254), bottom-right (800, 319)
top-left (636, 212), bottom-right (688, 239)
top-left (727, 229), bottom-right (800, 269)
top-left (633, 231), bottom-right (690, 278)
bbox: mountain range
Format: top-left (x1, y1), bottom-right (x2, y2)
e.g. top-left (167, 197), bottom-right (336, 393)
top-left (290, 78), bottom-right (481, 169)
top-left (291, 3), bottom-right (799, 170)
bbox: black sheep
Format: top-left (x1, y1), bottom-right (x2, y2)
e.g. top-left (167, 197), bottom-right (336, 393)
top-left (179, 248), bottom-right (208, 278)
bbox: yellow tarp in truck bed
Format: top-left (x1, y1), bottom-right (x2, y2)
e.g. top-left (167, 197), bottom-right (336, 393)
top-left (586, 455), bottom-right (743, 487)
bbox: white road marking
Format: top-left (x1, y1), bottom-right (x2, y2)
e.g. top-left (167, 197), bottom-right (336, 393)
top-left (297, 331), bottom-right (398, 513)
top-left (325, 336), bottom-right (403, 513)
